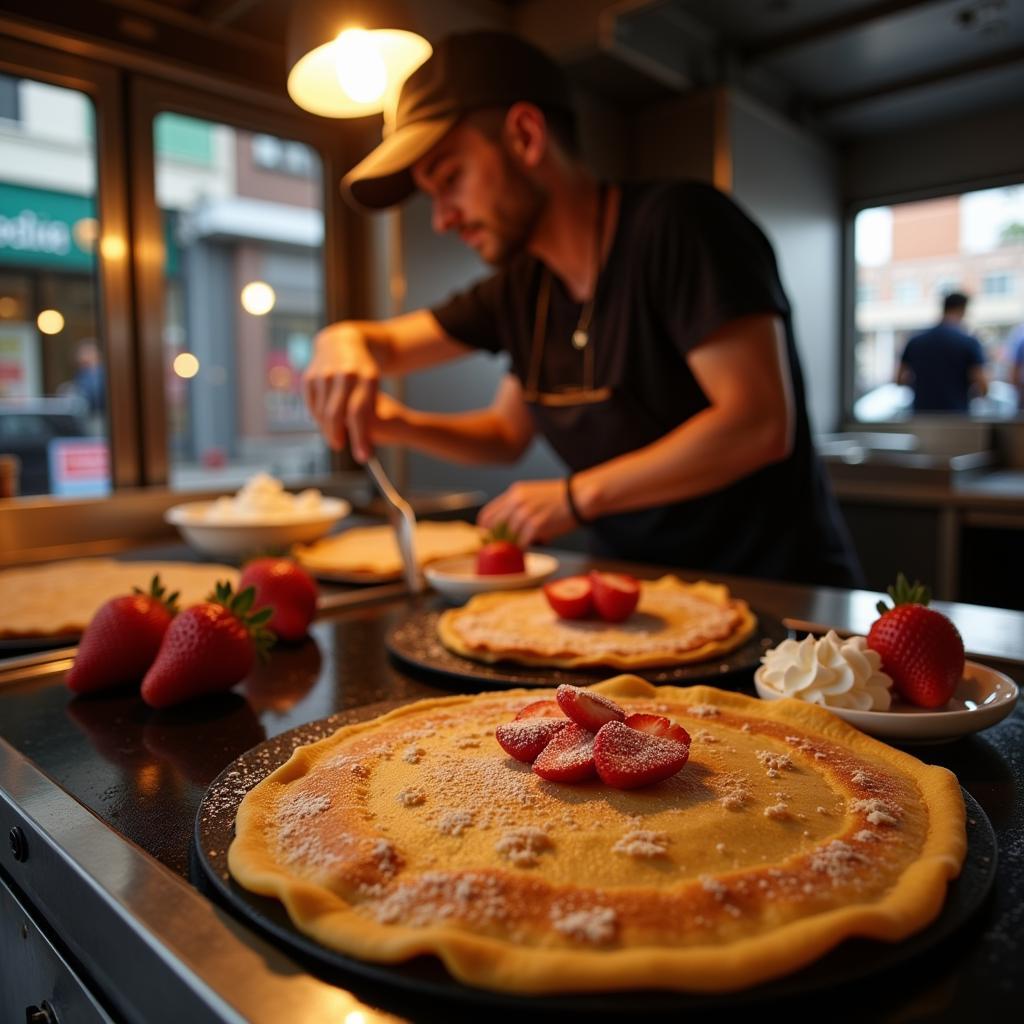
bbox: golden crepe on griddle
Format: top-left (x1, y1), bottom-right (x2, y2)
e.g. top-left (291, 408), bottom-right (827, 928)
top-left (295, 520), bottom-right (483, 581)
top-left (439, 577), bottom-right (757, 669)
top-left (228, 676), bottom-right (965, 995)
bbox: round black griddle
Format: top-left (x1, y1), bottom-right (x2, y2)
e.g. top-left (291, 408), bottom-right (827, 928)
top-left (193, 711), bottom-right (997, 1017)
top-left (385, 606), bottom-right (789, 689)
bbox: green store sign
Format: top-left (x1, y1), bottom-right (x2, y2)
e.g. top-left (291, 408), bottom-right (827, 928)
top-left (0, 182), bottom-right (97, 271)
top-left (0, 182), bottom-right (179, 275)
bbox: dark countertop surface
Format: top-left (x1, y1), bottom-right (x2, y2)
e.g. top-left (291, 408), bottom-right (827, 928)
top-left (1, 550), bottom-right (1022, 1021)
top-left (828, 465), bottom-right (1024, 510)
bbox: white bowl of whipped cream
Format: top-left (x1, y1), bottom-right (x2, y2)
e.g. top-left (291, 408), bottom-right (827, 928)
top-left (166, 473), bottom-right (350, 560)
top-left (755, 630), bottom-right (1018, 741)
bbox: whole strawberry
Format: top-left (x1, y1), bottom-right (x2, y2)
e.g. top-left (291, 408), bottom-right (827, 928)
top-left (67, 575), bottom-right (179, 694)
top-left (866, 574), bottom-right (964, 709)
top-left (141, 582), bottom-right (274, 709)
top-left (238, 557), bottom-right (318, 642)
top-left (476, 523), bottom-right (526, 575)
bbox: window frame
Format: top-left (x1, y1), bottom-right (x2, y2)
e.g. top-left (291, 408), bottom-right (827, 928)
top-left (843, 171), bottom-right (1024, 427)
top-left (0, 31), bottom-right (378, 565)
top-left (0, 35), bottom-right (138, 488)
top-left (129, 75), bottom-right (353, 487)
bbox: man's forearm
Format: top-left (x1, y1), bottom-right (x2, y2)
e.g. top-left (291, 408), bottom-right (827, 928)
top-left (572, 405), bottom-right (790, 519)
top-left (385, 407), bottom-right (530, 465)
top-left (345, 311), bottom-right (470, 375)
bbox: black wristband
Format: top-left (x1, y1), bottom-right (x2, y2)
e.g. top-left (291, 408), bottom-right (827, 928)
top-left (565, 474), bottom-right (590, 525)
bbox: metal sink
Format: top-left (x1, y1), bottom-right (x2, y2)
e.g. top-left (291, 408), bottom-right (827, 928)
top-left (816, 432), bottom-right (993, 486)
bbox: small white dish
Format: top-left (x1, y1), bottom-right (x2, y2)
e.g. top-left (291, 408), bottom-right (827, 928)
top-left (166, 498), bottom-right (350, 560)
top-left (754, 660), bottom-right (1019, 742)
top-left (424, 552), bottom-right (559, 603)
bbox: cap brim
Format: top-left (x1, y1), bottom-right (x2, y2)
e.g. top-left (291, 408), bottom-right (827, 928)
top-left (341, 115), bottom-right (458, 210)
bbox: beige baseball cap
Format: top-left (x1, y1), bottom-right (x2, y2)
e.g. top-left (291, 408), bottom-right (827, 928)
top-left (342, 31), bottom-right (573, 210)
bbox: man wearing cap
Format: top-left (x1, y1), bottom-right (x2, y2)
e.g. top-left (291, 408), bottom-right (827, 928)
top-left (304, 31), bottom-right (860, 587)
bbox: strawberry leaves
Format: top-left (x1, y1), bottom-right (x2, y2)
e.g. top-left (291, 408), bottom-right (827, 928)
top-left (208, 580), bottom-right (276, 659)
top-left (876, 572), bottom-right (931, 615)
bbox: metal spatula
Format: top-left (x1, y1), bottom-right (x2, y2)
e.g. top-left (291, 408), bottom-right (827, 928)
top-left (365, 456), bottom-right (424, 593)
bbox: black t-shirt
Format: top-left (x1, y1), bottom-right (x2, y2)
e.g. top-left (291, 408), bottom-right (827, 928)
top-left (432, 181), bottom-right (861, 587)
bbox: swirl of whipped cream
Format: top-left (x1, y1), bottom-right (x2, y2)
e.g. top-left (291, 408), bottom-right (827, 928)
top-left (204, 472), bottom-right (326, 522)
top-left (759, 631), bottom-right (893, 711)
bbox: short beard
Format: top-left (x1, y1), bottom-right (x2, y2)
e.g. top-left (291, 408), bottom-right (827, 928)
top-left (483, 154), bottom-right (546, 266)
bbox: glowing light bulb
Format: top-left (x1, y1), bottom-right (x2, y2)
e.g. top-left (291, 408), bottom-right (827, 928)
top-left (334, 29), bottom-right (387, 104)
top-left (73, 217), bottom-right (100, 252)
top-left (37, 309), bottom-right (65, 335)
top-left (99, 235), bottom-right (127, 260)
top-left (173, 352), bottom-right (200, 379)
top-left (240, 280), bottom-right (276, 316)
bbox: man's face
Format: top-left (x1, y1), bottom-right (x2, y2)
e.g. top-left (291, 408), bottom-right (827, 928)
top-left (412, 117), bottom-right (545, 266)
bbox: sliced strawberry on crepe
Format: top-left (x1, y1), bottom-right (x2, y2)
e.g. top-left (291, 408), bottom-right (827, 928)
top-left (515, 699), bottom-right (565, 719)
top-left (495, 718), bottom-right (569, 763)
top-left (67, 575), bottom-right (179, 694)
top-left (589, 571), bottom-right (641, 622)
top-left (593, 719), bottom-right (690, 789)
top-left (624, 712), bottom-right (692, 746)
top-left (532, 723), bottom-right (597, 783)
top-left (141, 582), bottom-right (275, 709)
top-left (556, 684), bottom-right (625, 731)
top-left (543, 576), bottom-right (593, 619)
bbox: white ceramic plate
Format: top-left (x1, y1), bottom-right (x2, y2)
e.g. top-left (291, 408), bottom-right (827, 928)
top-left (754, 660), bottom-right (1019, 742)
top-left (165, 498), bottom-right (350, 560)
top-left (424, 552), bottom-right (559, 603)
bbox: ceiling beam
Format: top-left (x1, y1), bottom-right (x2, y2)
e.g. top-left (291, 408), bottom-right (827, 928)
top-left (740, 0), bottom-right (947, 64)
top-left (815, 43), bottom-right (1024, 113)
top-left (195, 0), bottom-right (265, 28)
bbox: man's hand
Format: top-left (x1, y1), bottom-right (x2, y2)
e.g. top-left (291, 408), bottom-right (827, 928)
top-left (478, 479), bottom-right (576, 546)
top-left (302, 323), bottom-right (381, 462)
top-left (367, 391), bottom-right (416, 447)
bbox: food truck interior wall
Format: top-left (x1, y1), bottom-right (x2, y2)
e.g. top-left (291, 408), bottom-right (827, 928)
top-left (1, 0), bottom-right (1023, 578)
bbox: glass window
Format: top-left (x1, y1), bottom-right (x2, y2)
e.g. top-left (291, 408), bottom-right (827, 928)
top-left (153, 114), bottom-right (328, 490)
top-left (0, 75), bottom-right (110, 498)
top-left (0, 73), bottom-right (20, 122)
top-left (894, 279), bottom-right (921, 304)
top-left (852, 184), bottom-right (1024, 421)
top-left (981, 272), bottom-right (1013, 296)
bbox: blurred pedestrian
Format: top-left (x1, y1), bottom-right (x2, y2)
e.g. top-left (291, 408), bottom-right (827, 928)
top-left (898, 292), bottom-right (987, 412)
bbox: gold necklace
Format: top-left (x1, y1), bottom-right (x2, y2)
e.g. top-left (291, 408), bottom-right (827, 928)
top-left (570, 181), bottom-right (607, 351)
top-left (523, 182), bottom-right (613, 407)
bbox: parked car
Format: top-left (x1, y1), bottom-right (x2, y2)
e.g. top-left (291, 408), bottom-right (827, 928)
top-left (0, 397), bottom-right (91, 496)
top-left (853, 380), bottom-right (1019, 421)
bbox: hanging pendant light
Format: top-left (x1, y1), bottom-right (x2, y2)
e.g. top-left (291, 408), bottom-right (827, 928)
top-left (287, 1), bottom-right (432, 118)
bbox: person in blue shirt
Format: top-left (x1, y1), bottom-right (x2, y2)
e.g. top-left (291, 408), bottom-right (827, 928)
top-left (898, 292), bottom-right (988, 413)
top-left (1006, 322), bottom-right (1024, 410)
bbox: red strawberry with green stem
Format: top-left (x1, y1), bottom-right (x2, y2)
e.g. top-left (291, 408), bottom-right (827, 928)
top-left (140, 582), bottom-right (275, 709)
top-left (866, 574), bottom-right (964, 709)
top-left (476, 523), bottom-right (526, 575)
top-left (67, 575), bottom-right (179, 694)
top-left (238, 557), bottom-right (318, 643)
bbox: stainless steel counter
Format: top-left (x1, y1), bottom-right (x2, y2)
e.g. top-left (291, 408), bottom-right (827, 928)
top-left (1, 552), bottom-right (1022, 1022)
